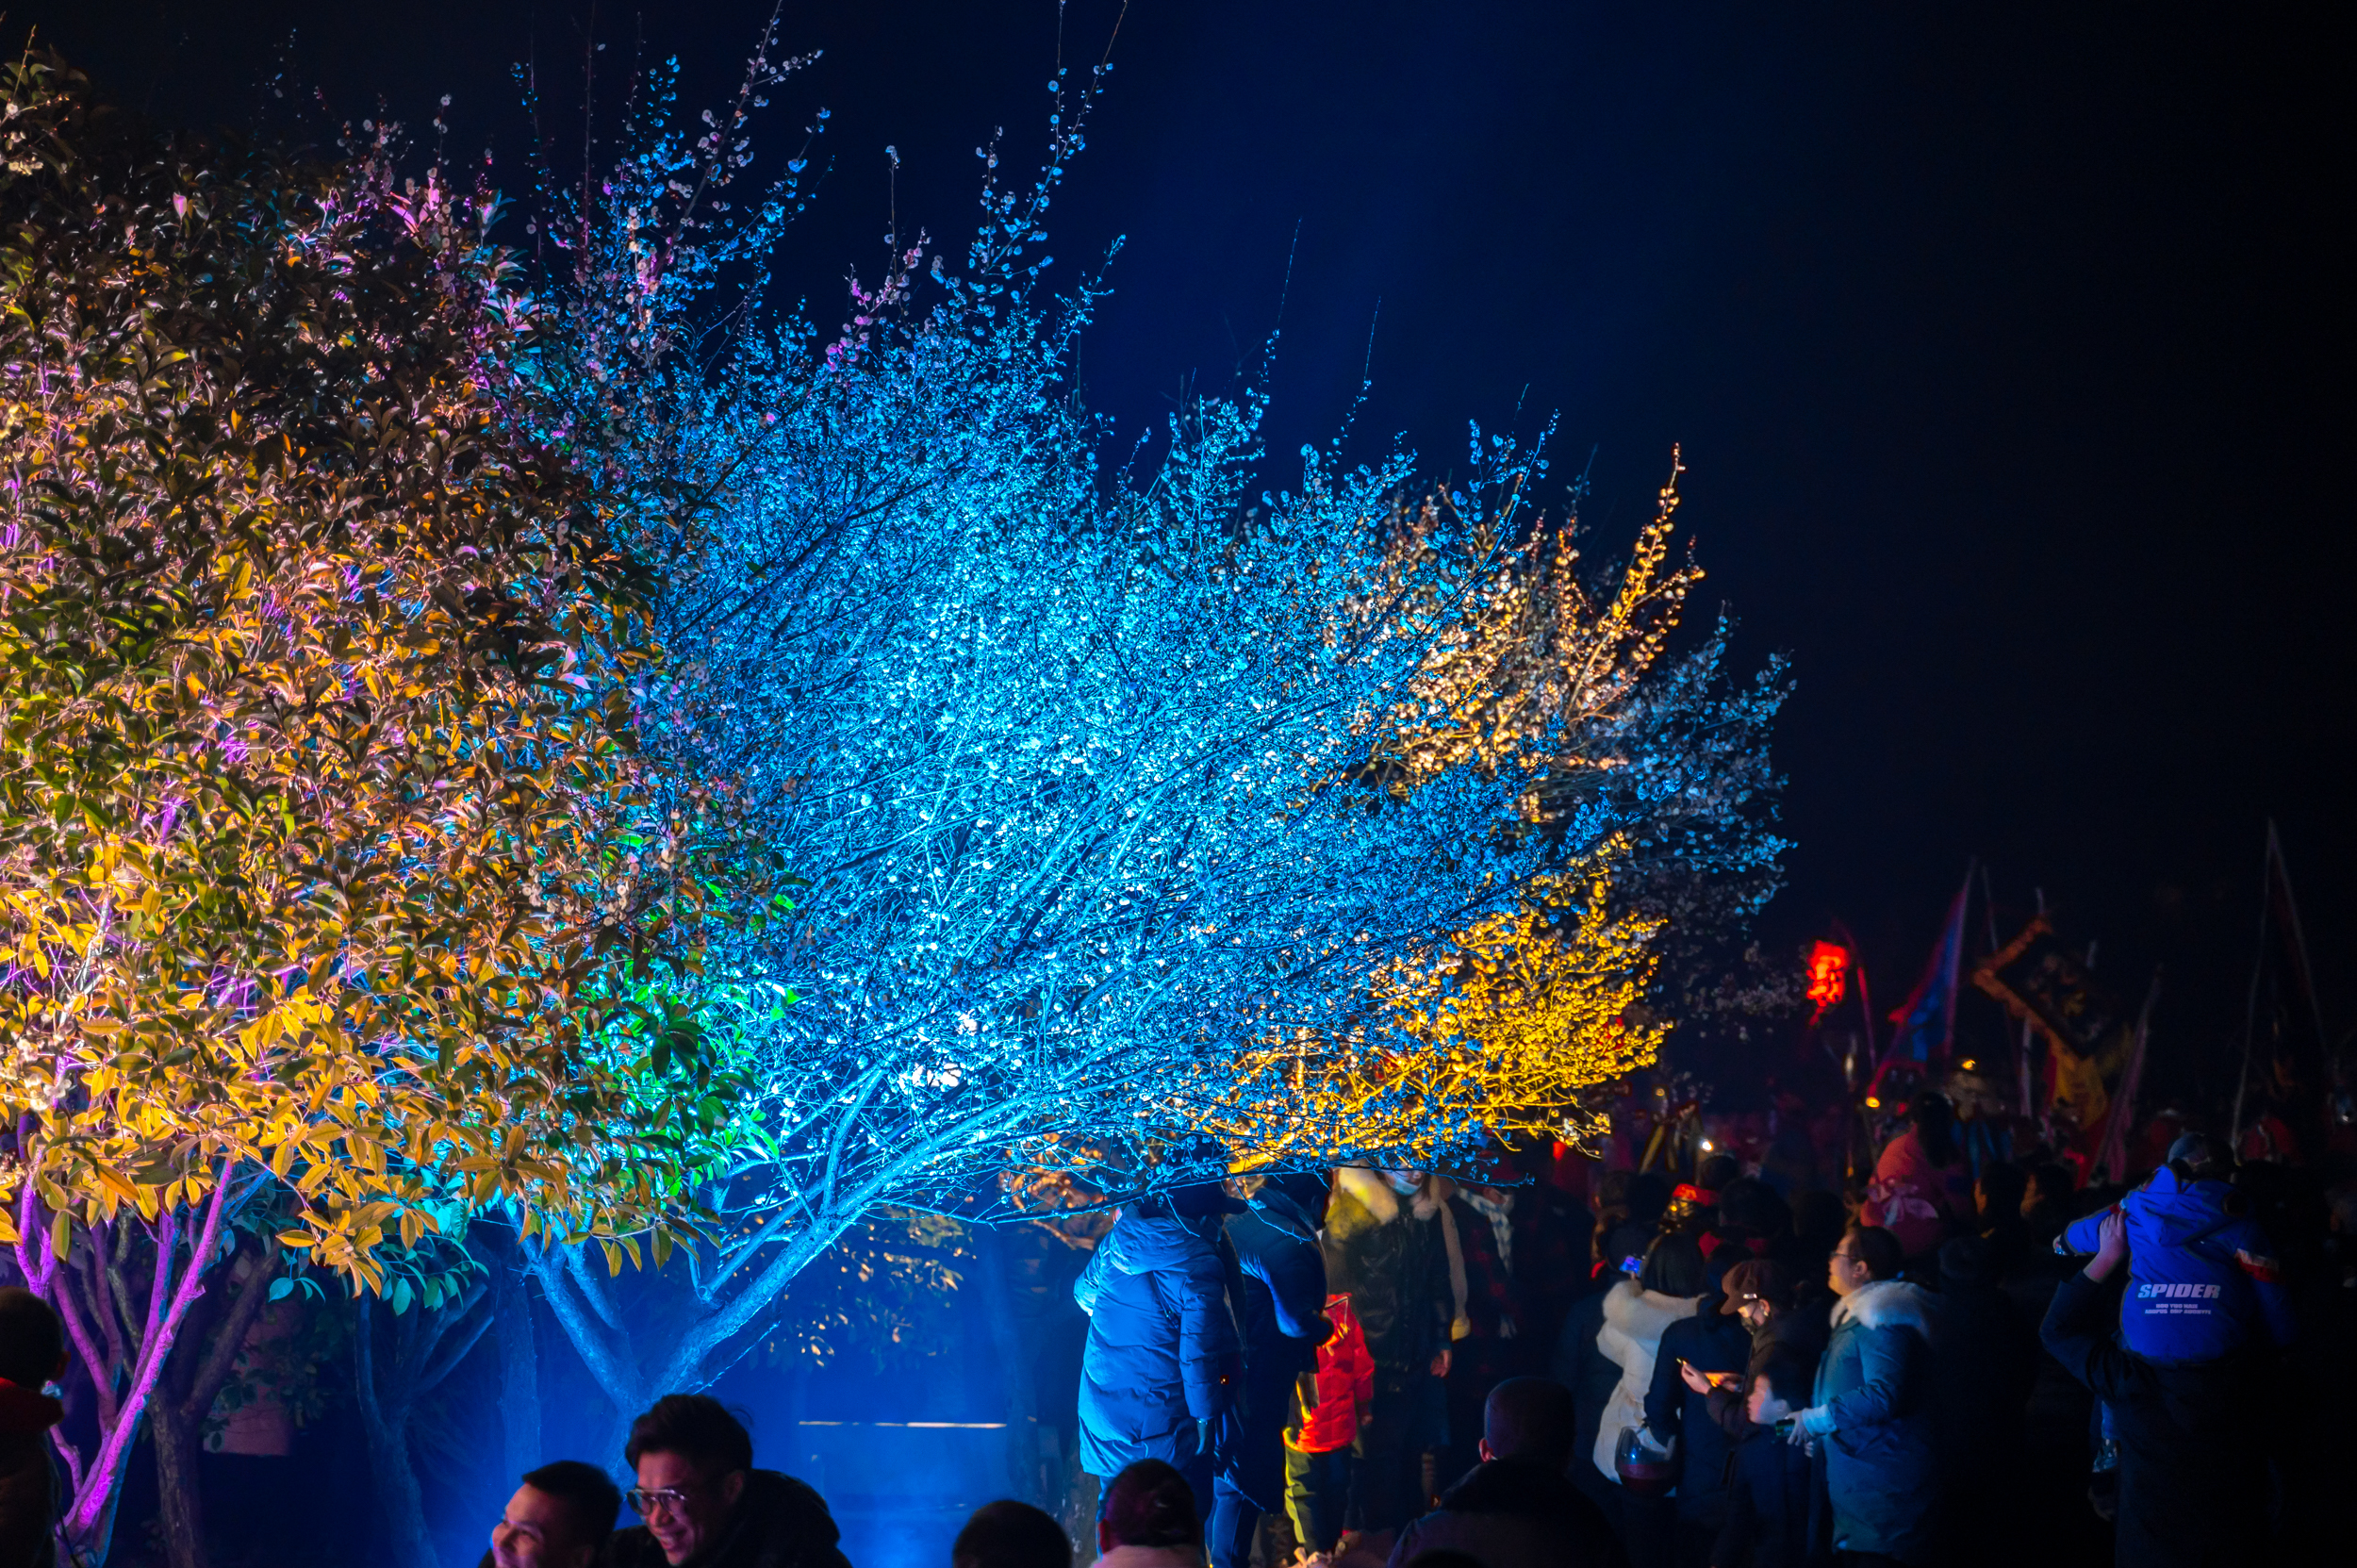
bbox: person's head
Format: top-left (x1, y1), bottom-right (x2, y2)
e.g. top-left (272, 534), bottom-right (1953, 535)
top-left (1974, 1161), bottom-right (2028, 1224)
top-left (1262, 1171), bottom-right (1331, 1221)
top-left (490, 1461), bottom-right (621, 1568)
top-left (1096, 1460), bottom-right (1195, 1554)
top-left (1792, 1188), bottom-right (1847, 1250)
top-left (623, 1395), bottom-right (754, 1565)
top-left (1828, 1225), bottom-right (1902, 1296)
top-left (1718, 1259), bottom-right (1796, 1329)
top-left (1476, 1377), bottom-right (1577, 1469)
top-left (1592, 1168), bottom-right (1639, 1221)
top-left (1937, 1234), bottom-right (1992, 1290)
top-left (1624, 1173), bottom-right (1672, 1229)
top-left (1695, 1153), bottom-right (1740, 1195)
top-left (2166, 1132), bottom-right (2233, 1183)
top-left (1906, 1092), bottom-right (1959, 1168)
top-left (953, 1500), bottom-right (1070, 1568)
top-left (1744, 1348), bottom-right (1815, 1428)
top-left (1639, 1232), bottom-right (1707, 1299)
top-left (0, 1288), bottom-right (67, 1389)
top-left (1718, 1178), bottom-right (1789, 1242)
top-left (2026, 1163), bottom-right (2075, 1215)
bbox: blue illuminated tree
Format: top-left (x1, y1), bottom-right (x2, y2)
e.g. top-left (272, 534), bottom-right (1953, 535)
top-left (511, 27), bottom-right (1786, 1417)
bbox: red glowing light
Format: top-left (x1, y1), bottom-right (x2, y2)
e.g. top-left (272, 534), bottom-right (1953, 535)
top-left (1806, 940), bottom-right (1849, 1018)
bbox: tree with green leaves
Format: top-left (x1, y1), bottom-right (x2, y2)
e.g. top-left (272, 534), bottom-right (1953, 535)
top-left (0, 55), bottom-right (777, 1563)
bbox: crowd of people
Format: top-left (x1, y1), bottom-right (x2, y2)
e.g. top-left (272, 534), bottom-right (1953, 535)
top-left (0, 1086), bottom-right (2348, 1568)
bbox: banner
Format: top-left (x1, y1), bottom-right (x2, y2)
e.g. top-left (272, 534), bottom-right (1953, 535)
top-left (1973, 916), bottom-right (2132, 1164)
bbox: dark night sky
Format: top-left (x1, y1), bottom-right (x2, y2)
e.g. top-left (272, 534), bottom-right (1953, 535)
top-left (17, 3), bottom-right (2351, 1100)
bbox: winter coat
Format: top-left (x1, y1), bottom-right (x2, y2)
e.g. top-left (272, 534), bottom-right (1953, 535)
top-left (2057, 1166), bottom-right (2293, 1363)
top-left (1711, 1427), bottom-right (1828, 1568)
top-left (1860, 1130), bottom-right (1969, 1260)
top-left (2039, 1270), bottom-right (2260, 1568)
top-left (1324, 1169), bottom-right (1452, 1377)
top-left (1075, 1206), bottom-right (1243, 1477)
top-left (1290, 1293), bottom-right (1374, 1455)
top-left (1551, 1284), bottom-right (1622, 1513)
top-left (1221, 1188), bottom-right (1329, 1510)
top-left (1449, 1191), bottom-right (1526, 1343)
top-left (1643, 1297), bottom-right (1752, 1526)
top-left (1805, 1279), bottom-right (1939, 1563)
top-left (0, 1378), bottom-right (60, 1568)
top-left (600, 1470), bottom-right (849, 1568)
top-left (1384, 1456), bottom-right (1626, 1568)
top-left (1589, 1279), bottom-right (1701, 1481)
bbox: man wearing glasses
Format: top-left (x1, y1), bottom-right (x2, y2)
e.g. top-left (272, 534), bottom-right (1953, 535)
top-left (607, 1394), bottom-right (853, 1568)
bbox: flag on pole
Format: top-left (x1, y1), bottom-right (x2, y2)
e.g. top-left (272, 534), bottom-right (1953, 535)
top-left (2233, 820), bottom-right (2331, 1154)
top-left (1864, 867), bottom-right (1972, 1100)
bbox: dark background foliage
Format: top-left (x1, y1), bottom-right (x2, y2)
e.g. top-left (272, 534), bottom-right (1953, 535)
top-left (15, 0), bottom-right (2348, 1106)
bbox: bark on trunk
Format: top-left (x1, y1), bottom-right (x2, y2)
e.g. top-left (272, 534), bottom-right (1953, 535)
top-left (150, 1402), bottom-right (208, 1568)
top-left (492, 1235), bottom-right (544, 1488)
top-left (148, 1233), bottom-right (280, 1568)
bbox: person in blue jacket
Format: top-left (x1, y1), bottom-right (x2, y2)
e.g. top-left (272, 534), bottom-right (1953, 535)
top-left (2056, 1133), bottom-right (2292, 1364)
top-left (1213, 1174), bottom-right (1331, 1568)
top-left (1075, 1180), bottom-right (1245, 1537)
top-left (1788, 1225), bottom-right (1941, 1565)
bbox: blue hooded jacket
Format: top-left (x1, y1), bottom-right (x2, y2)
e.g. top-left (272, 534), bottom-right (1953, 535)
top-left (2057, 1166), bottom-right (2291, 1364)
top-left (1074, 1204), bottom-right (1242, 1477)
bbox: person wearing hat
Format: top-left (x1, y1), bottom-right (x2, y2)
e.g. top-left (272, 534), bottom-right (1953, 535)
top-left (1639, 1249), bottom-right (1752, 1563)
top-left (1689, 1261), bottom-right (1833, 1444)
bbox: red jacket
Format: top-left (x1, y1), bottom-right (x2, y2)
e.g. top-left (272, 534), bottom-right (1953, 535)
top-left (1289, 1294), bottom-right (1373, 1455)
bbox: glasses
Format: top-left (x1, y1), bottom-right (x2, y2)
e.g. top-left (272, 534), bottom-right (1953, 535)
top-left (625, 1486), bottom-right (694, 1517)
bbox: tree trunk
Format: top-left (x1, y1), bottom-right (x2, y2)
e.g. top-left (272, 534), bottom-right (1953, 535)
top-left (493, 1236), bottom-right (544, 1488)
top-left (150, 1402), bottom-right (208, 1568)
top-left (354, 1296), bottom-right (441, 1568)
top-left (148, 1235), bottom-right (281, 1568)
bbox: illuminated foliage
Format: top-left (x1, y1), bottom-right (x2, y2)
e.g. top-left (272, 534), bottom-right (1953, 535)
top-left (0, 58), bottom-right (772, 1556)
top-left (515, 25), bottom-right (1782, 1416)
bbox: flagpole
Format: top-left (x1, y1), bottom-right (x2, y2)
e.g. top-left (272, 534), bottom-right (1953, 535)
top-left (2096, 969), bottom-right (2161, 1183)
top-left (2231, 826), bottom-right (2274, 1147)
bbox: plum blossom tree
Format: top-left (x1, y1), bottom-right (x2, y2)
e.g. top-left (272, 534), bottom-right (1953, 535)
top-left (517, 23), bottom-right (1787, 1421)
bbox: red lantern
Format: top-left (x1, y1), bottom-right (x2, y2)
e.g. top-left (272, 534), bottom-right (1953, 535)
top-left (1805, 940), bottom-right (1849, 1020)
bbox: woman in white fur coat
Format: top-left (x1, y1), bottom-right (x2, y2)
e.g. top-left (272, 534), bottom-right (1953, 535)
top-left (1590, 1232), bottom-right (1710, 1480)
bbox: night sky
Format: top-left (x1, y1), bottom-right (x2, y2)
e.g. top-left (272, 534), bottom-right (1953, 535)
top-left (18, 2), bottom-right (2349, 1103)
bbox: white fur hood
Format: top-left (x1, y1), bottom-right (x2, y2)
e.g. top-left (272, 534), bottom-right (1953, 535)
top-left (1829, 1278), bottom-right (1939, 1344)
top-left (1600, 1278), bottom-right (1701, 1344)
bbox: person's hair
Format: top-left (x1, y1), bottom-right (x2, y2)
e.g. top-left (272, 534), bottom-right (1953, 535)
top-left (1843, 1225), bottom-right (1904, 1281)
top-left (2166, 1132), bottom-right (2233, 1181)
top-left (1976, 1160), bottom-right (2028, 1217)
top-left (1592, 1168), bottom-right (1638, 1219)
top-left (1639, 1232), bottom-right (1707, 1297)
top-left (1748, 1348), bottom-right (1814, 1410)
top-left (1906, 1092), bottom-right (1959, 1168)
top-left (0, 1287), bottom-right (65, 1388)
top-left (952, 1500), bottom-right (1070, 1568)
top-left (1624, 1173), bottom-right (1671, 1227)
top-left (1792, 1188), bottom-right (1846, 1247)
top-left (2029, 1162), bottom-right (2075, 1209)
top-left (1482, 1377), bottom-right (1577, 1467)
top-left (1695, 1153), bottom-right (1740, 1194)
top-left (1097, 1459), bottom-right (1195, 1549)
top-left (623, 1394), bottom-right (754, 1480)
top-left (1719, 1177), bottom-right (1789, 1239)
top-left (520, 1461), bottom-right (622, 1547)
top-left (1937, 1234), bottom-right (1991, 1287)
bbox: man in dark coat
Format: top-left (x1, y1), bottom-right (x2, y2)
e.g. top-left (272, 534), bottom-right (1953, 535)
top-left (0, 1288), bottom-right (67, 1568)
top-left (2040, 1210), bottom-right (2262, 1568)
top-left (1385, 1377), bottom-right (1624, 1568)
top-left (1076, 1184), bottom-right (1245, 1528)
top-left (1931, 1236), bottom-right (2037, 1555)
top-left (1326, 1168), bottom-right (1454, 1532)
top-left (1216, 1175), bottom-right (1330, 1568)
top-left (1552, 1268), bottom-right (1627, 1527)
top-left (1642, 1272), bottom-right (1751, 1560)
top-left (1710, 1348), bottom-right (1828, 1568)
top-left (604, 1395), bottom-right (849, 1568)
